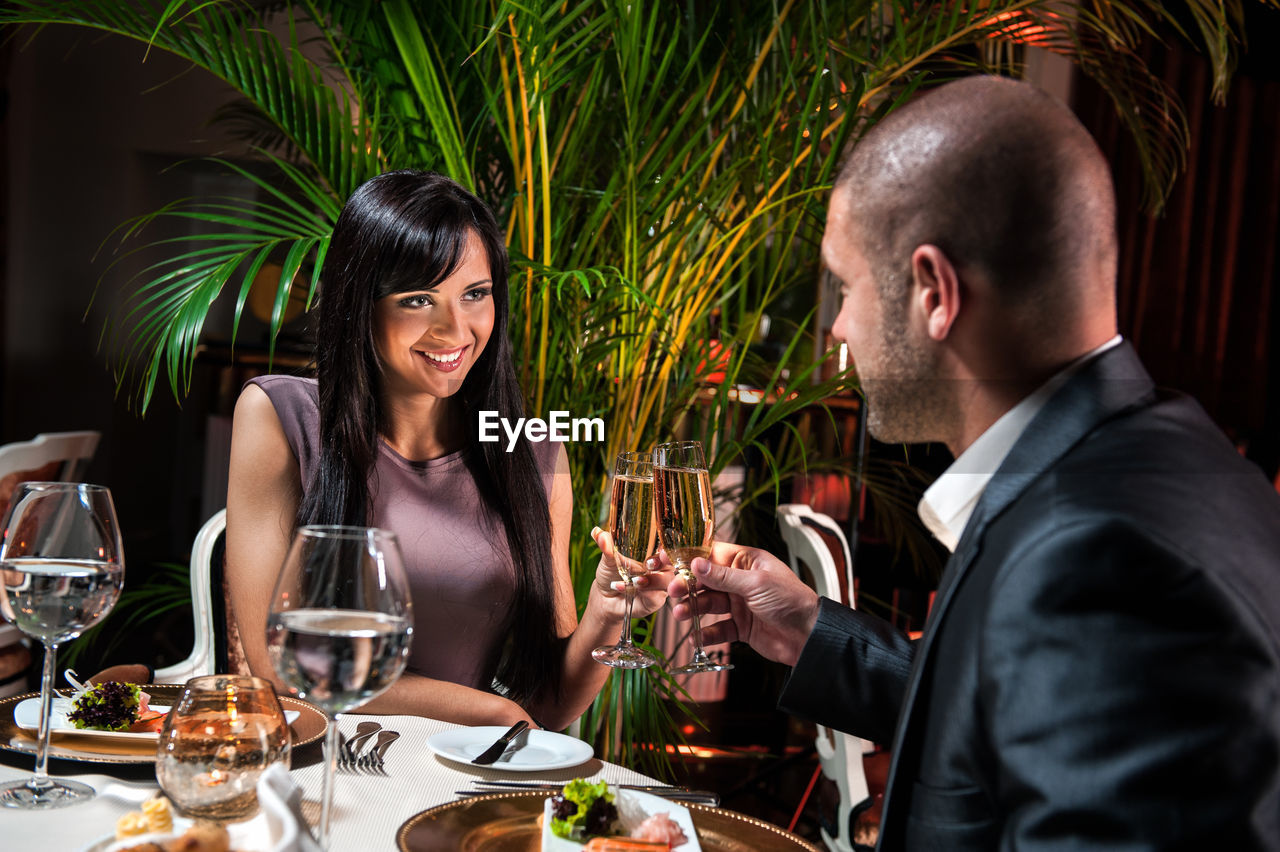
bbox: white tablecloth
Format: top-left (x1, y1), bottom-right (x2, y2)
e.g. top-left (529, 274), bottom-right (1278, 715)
top-left (0, 714), bottom-right (660, 851)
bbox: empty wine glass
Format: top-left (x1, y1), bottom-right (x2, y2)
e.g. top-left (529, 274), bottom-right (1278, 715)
top-left (0, 482), bottom-right (125, 809)
top-left (592, 452), bottom-right (658, 668)
top-left (653, 441), bottom-right (732, 674)
top-left (266, 526), bottom-right (413, 850)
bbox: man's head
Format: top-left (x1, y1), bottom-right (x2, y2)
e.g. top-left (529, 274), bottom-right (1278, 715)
top-left (823, 75), bottom-right (1119, 445)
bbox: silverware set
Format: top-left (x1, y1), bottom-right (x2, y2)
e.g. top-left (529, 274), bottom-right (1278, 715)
top-left (337, 721), bottom-right (400, 775)
top-left (459, 779), bottom-right (720, 806)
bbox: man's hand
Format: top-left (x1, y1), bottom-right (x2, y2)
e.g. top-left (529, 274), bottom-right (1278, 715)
top-left (665, 542), bottom-right (821, 667)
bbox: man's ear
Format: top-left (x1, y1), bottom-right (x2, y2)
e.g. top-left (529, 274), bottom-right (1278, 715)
top-left (911, 244), bottom-right (961, 340)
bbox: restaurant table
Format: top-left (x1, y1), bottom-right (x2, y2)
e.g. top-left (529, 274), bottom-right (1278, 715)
top-left (0, 713), bottom-right (662, 851)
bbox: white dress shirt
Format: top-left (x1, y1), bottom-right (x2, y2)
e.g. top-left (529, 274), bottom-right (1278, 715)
top-left (918, 336), bottom-right (1123, 552)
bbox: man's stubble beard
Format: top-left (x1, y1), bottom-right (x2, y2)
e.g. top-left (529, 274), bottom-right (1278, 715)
top-left (859, 305), bottom-right (953, 445)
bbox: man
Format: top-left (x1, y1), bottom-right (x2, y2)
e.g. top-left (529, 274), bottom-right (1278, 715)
top-left (668, 75), bottom-right (1280, 849)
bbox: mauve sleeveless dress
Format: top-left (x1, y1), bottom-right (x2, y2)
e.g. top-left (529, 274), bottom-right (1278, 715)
top-left (249, 375), bottom-right (558, 692)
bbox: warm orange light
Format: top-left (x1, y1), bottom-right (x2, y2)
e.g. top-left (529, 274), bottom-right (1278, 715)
top-left (694, 340), bottom-right (731, 384)
top-left (981, 10), bottom-right (1052, 44)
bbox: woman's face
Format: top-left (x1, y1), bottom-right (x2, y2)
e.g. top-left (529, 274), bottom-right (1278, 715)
top-left (372, 229), bottom-right (496, 402)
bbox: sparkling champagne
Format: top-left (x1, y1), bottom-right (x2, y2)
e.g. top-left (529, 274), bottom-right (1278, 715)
top-left (654, 465), bottom-right (714, 569)
top-left (609, 474), bottom-right (655, 582)
top-left (266, 608), bottom-right (411, 714)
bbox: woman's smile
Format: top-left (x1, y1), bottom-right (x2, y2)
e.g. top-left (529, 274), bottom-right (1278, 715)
top-left (416, 345), bottom-right (469, 372)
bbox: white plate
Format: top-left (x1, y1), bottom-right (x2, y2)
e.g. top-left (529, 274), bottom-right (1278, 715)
top-left (425, 726), bottom-right (593, 772)
top-left (81, 815), bottom-right (193, 852)
top-left (15, 697), bottom-right (299, 741)
top-left (540, 788), bottom-right (701, 851)
top-left (80, 811), bottom-right (272, 852)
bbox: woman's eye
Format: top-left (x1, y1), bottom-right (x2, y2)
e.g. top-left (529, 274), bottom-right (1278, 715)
top-left (398, 295), bottom-right (432, 308)
top-left (463, 287), bottom-right (492, 302)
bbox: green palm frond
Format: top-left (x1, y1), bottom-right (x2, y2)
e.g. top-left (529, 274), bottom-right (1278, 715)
top-left (96, 152), bottom-right (336, 409)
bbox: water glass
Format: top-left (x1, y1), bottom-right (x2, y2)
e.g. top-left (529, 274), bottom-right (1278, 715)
top-left (0, 482), bottom-right (124, 809)
top-left (266, 525), bottom-right (413, 849)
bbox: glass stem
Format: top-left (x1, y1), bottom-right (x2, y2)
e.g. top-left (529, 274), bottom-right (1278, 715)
top-left (681, 566), bottom-right (711, 662)
top-left (617, 580), bottom-right (637, 648)
top-left (317, 712), bottom-right (340, 849)
top-left (30, 642), bottom-right (58, 791)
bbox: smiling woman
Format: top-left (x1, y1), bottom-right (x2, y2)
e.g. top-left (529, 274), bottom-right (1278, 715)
top-left (223, 171), bottom-right (668, 731)
top-left (372, 230), bottom-right (495, 414)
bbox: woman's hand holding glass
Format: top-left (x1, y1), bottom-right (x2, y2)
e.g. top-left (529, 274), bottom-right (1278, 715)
top-left (591, 452), bottom-right (666, 668)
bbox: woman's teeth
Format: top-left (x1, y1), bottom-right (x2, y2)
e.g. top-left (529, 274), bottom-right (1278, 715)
top-left (423, 350), bottom-right (462, 363)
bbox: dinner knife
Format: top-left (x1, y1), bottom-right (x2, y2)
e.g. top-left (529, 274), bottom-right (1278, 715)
top-left (471, 720), bottom-right (530, 765)
top-left (474, 781), bottom-right (691, 792)
top-left (456, 785), bottom-right (720, 806)
top-left (468, 780), bottom-right (720, 806)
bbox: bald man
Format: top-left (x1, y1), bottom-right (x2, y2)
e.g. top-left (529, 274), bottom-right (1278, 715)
top-left (668, 76), bottom-right (1280, 849)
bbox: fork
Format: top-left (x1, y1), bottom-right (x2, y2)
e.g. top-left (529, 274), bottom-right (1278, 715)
top-left (338, 720), bottom-right (382, 773)
top-left (358, 730), bottom-right (400, 775)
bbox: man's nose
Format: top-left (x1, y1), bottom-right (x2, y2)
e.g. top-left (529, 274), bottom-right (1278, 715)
top-left (830, 310), bottom-right (849, 345)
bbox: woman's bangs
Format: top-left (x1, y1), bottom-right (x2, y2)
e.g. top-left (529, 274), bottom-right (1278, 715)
top-left (375, 214), bottom-right (470, 298)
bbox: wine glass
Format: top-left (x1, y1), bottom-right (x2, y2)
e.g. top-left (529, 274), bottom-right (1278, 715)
top-left (0, 482), bottom-right (125, 809)
top-left (653, 441), bottom-right (732, 674)
top-left (592, 452), bottom-right (658, 668)
top-left (265, 526), bottom-right (413, 850)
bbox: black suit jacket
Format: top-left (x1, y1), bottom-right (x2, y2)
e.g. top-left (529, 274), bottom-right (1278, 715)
top-left (780, 343), bottom-right (1280, 850)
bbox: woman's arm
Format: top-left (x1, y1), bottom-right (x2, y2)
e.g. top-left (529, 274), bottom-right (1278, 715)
top-left (225, 383), bottom-right (302, 688)
top-left (525, 447), bottom-right (669, 730)
top-left (225, 384), bottom-right (535, 726)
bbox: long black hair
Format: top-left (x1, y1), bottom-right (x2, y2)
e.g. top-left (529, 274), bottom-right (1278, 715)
top-left (299, 169), bottom-right (561, 706)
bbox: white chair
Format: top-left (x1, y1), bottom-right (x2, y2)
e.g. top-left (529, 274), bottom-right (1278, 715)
top-left (155, 508), bottom-right (226, 683)
top-left (0, 430), bottom-right (100, 496)
top-left (778, 503), bottom-right (873, 852)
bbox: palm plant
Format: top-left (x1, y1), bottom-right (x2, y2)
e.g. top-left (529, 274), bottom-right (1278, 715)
top-left (2, 0), bottom-right (1268, 776)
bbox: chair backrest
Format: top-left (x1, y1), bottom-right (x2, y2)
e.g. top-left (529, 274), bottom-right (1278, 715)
top-left (0, 431), bottom-right (100, 516)
top-left (154, 508), bottom-right (226, 683)
top-left (777, 503), bottom-right (871, 852)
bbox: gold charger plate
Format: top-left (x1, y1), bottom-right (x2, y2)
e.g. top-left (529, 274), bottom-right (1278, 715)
top-left (0, 683), bottom-right (327, 764)
top-left (396, 791), bottom-right (821, 852)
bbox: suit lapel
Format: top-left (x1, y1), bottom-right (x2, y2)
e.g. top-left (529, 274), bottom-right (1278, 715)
top-left (877, 342), bottom-right (1156, 844)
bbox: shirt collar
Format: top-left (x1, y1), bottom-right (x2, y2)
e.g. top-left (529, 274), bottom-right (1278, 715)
top-left (918, 335), bottom-right (1122, 552)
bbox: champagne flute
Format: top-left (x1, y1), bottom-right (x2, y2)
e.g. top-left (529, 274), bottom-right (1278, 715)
top-left (592, 452), bottom-right (658, 668)
top-left (653, 442), bottom-right (732, 674)
top-left (0, 482), bottom-right (124, 809)
top-left (266, 526), bottom-right (413, 850)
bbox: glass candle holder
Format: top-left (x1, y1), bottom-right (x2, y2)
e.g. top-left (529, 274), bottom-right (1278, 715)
top-left (155, 675), bottom-right (291, 821)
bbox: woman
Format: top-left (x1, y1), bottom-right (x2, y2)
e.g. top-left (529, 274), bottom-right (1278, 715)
top-left (226, 170), bottom-right (664, 728)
